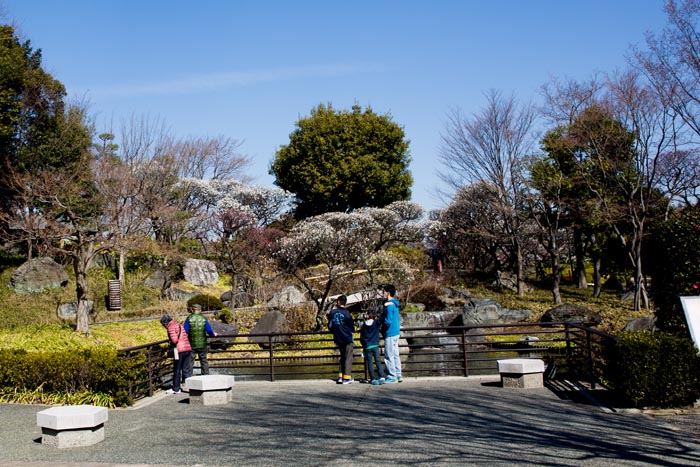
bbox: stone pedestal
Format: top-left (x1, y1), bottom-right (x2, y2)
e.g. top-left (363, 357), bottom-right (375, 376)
top-left (497, 358), bottom-right (545, 389)
top-left (186, 375), bottom-right (235, 405)
top-left (36, 405), bottom-right (108, 448)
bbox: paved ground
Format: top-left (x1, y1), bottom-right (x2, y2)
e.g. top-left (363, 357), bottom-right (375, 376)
top-left (1, 376), bottom-right (700, 467)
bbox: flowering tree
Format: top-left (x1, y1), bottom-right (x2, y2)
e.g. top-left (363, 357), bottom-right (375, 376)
top-left (275, 211), bottom-right (378, 329)
top-left (275, 203), bottom-right (425, 329)
top-left (186, 179), bottom-right (293, 301)
top-left (357, 200), bottom-right (425, 251)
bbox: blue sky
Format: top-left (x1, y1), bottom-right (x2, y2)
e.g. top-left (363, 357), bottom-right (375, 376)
top-left (5, 1), bottom-right (668, 212)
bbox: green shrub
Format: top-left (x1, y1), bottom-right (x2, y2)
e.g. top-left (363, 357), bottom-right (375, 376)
top-left (646, 204), bottom-right (700, 334)
top-left (216, 308), bottom-right (234, 324)
top-left (187, 294), bottom-right (225, 311)
top-left (604, 331), bottom-right (700, 408)
top-left (0, 348), bottom-right (144, 407)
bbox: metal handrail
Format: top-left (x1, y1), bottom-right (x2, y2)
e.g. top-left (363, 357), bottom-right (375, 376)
top-left (119, 321), bottom-right (614, 400)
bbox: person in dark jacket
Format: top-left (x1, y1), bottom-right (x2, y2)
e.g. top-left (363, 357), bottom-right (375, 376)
top-left (184, 304), bottom-right (217, 375)
top-left (328, 295), bottom-right (355, 384)
top-left (360, 310), bottom-right (385, 385)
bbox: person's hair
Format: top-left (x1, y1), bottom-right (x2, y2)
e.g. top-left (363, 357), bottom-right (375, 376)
top-left (160, 314), bottom-right (172, 326)
top-left (336, 295), bottom-right (347, 306)
top-left (382, 284), bottom-right (396, 297)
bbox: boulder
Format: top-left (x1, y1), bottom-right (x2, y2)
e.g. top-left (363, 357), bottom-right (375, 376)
top-left (409, 332), bottom-right (461, 352)
top-left (462, 298), bottom-right (531, 324)
top-left (144, 270), bottom-right (169, 288)
top-left (622, 316), bottom-right (658, 332)
top-left (10, 257), bottom-right (69, 295)
top-left (492, 271), bottom-right (533, 293)
top-left (182, 259), bottom-right (219, 286)
top-left (164, 287), bottom-right (201, 302)
top-left (249, 309), bottom-right (290, 348)
top-left (221, 290), bottom-right (255, 308)
top-left (208, 320), bottom-right (239, 350)
top-left (541, 303), bottom-right (602, 325)
top-left (267, 286), bottom-right (305, 308)
top-left (57, 300), bottom-right (95, 320)
top-left (401, 311), bottom-right (462, 337)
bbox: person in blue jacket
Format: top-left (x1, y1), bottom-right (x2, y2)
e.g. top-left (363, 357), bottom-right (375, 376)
top-left (360, 310), bottom-right (385, 385)
top-left (328, 295), bottom-right (355, 384)
top-left (381, 284), bottom-right (402, 383)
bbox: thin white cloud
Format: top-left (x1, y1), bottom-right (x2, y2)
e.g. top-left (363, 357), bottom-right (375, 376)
top-left (88, 63), bottom-right (376, 98)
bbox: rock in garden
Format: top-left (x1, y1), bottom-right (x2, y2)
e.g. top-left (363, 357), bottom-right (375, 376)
top-left (622, 316), bottom-right (658, 332)
top-left (249, 309), bottom-right (290, 348)
top-left (208, 320), bottom-right (238, 350)
top-left (266, 286), bottom-right (305, 308)
top-left (462, 298), bottom-right (531, 324)
top-left (57, 300), bottom-right (95, 320)
top-left (182, 259), bottom-right (219, 286)
top-left (144, 269), bottom-right (169, 288)
top-left (164, 287), bottom-right (201, 302)
top-left (10, 257), bottom-right (69, 295)
top-left (541, 303), bottom-right (602, 325)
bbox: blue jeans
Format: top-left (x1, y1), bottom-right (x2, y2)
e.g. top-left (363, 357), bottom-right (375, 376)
top-left (384, 334), bottom-right (401, 378)
top-left (364, 346), bottom-right (385, 381)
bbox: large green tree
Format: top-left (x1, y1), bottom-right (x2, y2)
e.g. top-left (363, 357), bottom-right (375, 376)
top-left (0, 25), bottom-right (67, 181)
top-left (270, 103), bottom-right (412, 219)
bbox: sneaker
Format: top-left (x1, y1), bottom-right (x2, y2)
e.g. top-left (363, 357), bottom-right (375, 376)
top-left (397, 376), bottom-right (403, 383)
top-left (379, 377), bottom-right (386, 385)
top-left (384, 377), bottom-right (398, 383)
top-left (336, 377), bottom-right (343, 384)
top-left (370, 379), bottom-right (382, 386)
top-left (341, 377), bottom-right (354, 384)
top-left (165, 389), bottom-right (181, 394)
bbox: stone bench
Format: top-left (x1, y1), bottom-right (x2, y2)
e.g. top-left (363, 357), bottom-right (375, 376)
top-left (186, 375), bottom-right (235, 405)
top-left (497, 358), bottom-right (545, 389)
top-left (36, 405), bottom-right (108, 448)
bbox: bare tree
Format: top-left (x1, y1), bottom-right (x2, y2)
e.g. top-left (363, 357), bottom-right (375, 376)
top-left (438, 90), bottom-right (536, 295)
top-left (634, 0), bottom-right (700, 139)
top-left (435, 182), bottom-right (508, 274)
top-left (605, 70), bottom-right (680, 310)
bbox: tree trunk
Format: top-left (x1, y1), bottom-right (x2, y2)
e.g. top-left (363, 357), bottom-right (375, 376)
top-left (592, 257), bottom-right (602, 298)
top-left (549, 232), bottom-right (562, 305)
top-left (516, 241), bottom-right (525, 297)
top-left (118, 246), bottom-right (126, 287)
top-left (632, 229), bottom-right (649, 311)
top-left (73, 240), bottom-right (94, 335)
top-left (573, 227), bottom-right (588, 288)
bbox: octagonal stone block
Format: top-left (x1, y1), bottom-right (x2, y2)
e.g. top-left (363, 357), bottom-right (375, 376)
top-left (37, 405), bottom-right (108, 448)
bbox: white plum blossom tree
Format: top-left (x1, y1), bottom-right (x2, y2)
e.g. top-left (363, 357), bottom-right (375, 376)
top-left (276, 211), bottom-right (378, 328)
top-left (275, 203), bottom-right (425, 329)
top-left (357, 200), bottom-right (425, 251)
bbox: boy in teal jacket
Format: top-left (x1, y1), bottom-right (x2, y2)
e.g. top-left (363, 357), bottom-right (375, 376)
top-left (381, 284), bottom-right (402, 383)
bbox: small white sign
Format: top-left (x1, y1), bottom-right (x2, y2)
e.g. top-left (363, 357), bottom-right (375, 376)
top-left (680, 296), bottom-right (700, 349)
